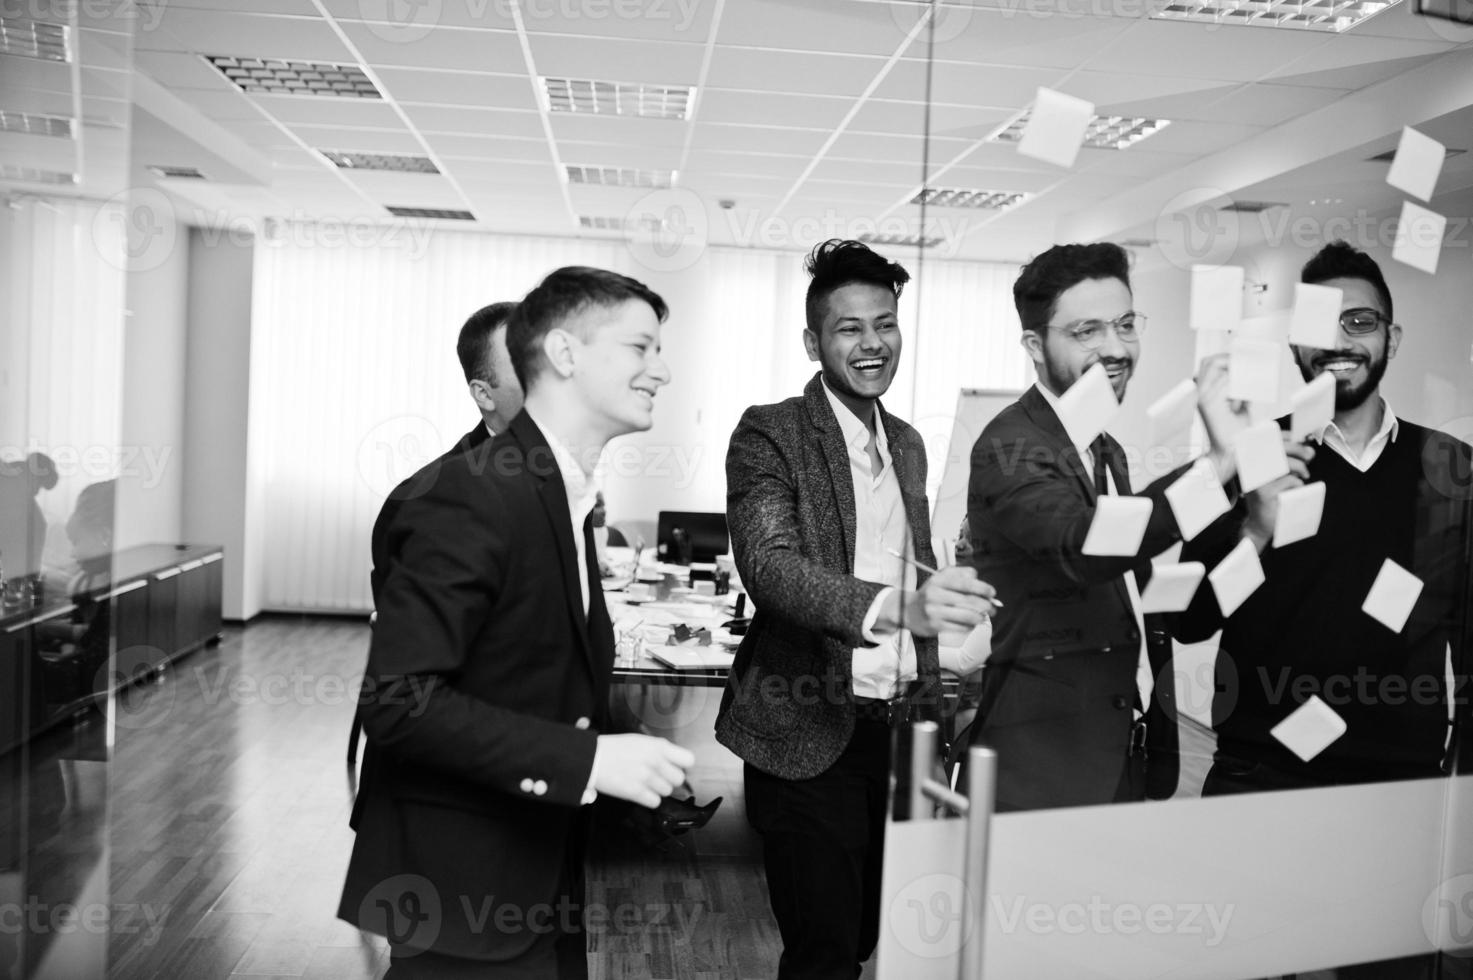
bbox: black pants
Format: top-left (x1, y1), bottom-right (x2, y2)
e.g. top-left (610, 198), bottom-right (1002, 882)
top-left (744, 717), bottom-right (891, 980)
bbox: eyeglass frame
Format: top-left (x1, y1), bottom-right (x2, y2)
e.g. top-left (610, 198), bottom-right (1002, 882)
top-left (1044, 312), bottom-right (1148, 351)
top-left (1338, 308), bottom-right (1396, 336)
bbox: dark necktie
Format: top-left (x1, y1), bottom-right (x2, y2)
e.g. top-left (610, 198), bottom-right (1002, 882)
top-left (1091, 435), bottom-right (1110, 498)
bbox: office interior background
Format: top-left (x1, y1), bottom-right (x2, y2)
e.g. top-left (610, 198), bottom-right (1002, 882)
top-left (3, 0), bottom-right (1473, 977)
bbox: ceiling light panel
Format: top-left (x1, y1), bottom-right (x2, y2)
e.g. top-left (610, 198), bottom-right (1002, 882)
top-left (1150, 0), bottom-right (1402, 31)
top-left (993, 112), bottom-right (1171, 151)
top-left (322, 151), bottom-right (439, 174)
top-left (203, 55), bottom-right (382, 99)
top-left (858, 232), bottom-right (943, 249)
top-left (542, 77), bottom-right (694, 121)
top-left (912, 188), bottom-right (1028, 210)
top-left (385, 206), bottom-right (474, 220)
top-left (1, 164), bottom-right (77, 184)
top-left (147, 165), bottom-right (207, 179)
top-left (0, 18), bottom-right (70, 62)
top-left (0, 111), bottom-right (72, 138)
top-left (565, 165), bottom-right (674, 189)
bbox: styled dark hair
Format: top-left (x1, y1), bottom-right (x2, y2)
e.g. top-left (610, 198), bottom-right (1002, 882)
top-left (1013, 243), bottom-right (1131, 334)
top-left (803, 239), bottom-right (910, 334)
top-left (455, 301), bottom-right (517, 385)
top-left (1301, 240), bottom-right (1393, 324)
top-left (507, 267), bottom-right (668, 390)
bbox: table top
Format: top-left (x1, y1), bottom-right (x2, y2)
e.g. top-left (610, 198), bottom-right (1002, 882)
top-left (604, 580), bottom-right (742, 687)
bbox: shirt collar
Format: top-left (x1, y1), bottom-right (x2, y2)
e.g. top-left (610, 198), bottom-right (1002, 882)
top-left (1310, 396), bottom-right (1400, 449)
top-left (1033, 380), bottom-right (1093, 458)
top-left (522, 406), bottom-right (601, 520)
top-left (820, 375), bottom-right (889, 456)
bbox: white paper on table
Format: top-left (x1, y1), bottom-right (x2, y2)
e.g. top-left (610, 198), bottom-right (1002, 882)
top-left (1386, 126), bottom-right (1446, 202)
top-left (1227, 337), bottom-right (1282, 404)
top-left (1016, 87), bottom-right (1094, 169)
top-left (939, 620), bottom-right (993, 675)
top-left (1273, 481), bottom-right (1326, 549)
top-left (1288, 283), bottom-right (1343, 350)
top-left (1056, 362), bottom-right (1119, 448)
top-left (1361, 558), bottom-right (1424, 633)
top-left (1147, 378), bottom-right (1198, 445)
top-left (1271, 695), bottom-right (1348, 763)
top-left (1139, 562), bottom-right (1206, 614)
top-left (1164, 457), bottom-right (1232, 542)
top-left (1234, 419), bottom-right (1290, 493)
top-left (1208, 537), bottom-right (1265, 617)
top-left (1289, 372), bottom-right (1336, 441)
top-left (1082, 495), bottom-right (1153, 556)
top-left (1189, 265), bottom-right (1244, 333)
top-left (1392, 201), bottom-right (1446, 275)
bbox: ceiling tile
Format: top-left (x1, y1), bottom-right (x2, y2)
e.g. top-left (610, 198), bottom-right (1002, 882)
top-left (139, 9), bottom-right (354, 62)
top-left (427, 134), bottom-right (554, 163)
top-left (135, 50), bottom-right (236, 90)
top-left (1080, 20), bottom-right (1332, 81)
top-left (1264, 36), bottom-right (1455, 84)
top-left (528, 36), bottom-right (705, 84)
top-left (560, 140), bottom-right (682, 170)
top-left (374, 68), bottom-right (537, 109)
top-left (880, 61), bottom-right (1064, 109)
top-left (911, 8), bottom-right (1136, 69)
top-left (809, 157), bottom-right (924, 186)
top-left (715, 0), bottom-right (916, 56)
top-left (698, 90), bottom-right (851, 129)
top-left (168, 88), bottom-right (264, 122)
top-left (339, 22), bottom-right (524, 72)
top-left (689, 124), bottom-right (831, 156)
top-left (403, 105), bottom-right (546, 139)
top-left (261, 96), bottom-right (407, 129)
top-left (285, 124), bottom-right (424, 153)
top-left (549, 115), bottom-right (687, 149)
top-left (706, 48), bottom-right (889, 98)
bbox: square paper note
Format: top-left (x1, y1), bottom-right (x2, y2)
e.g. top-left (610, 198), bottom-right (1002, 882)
top-left (1147, 379), bottom-right (1198, 445)
top-left (1386, 126), bottom-right (1446, 202)
top-left (1271, 695), bottom-right (1348, 763)
top-left (1189, 265), bottom-right (1244, 333)
top-left (1227, 337), bottom-right (1282, 404)
top-left (1208, 537), bottom-right (1265, 617)
top-left (1082, 495), bottom-right (1153, 556)
top-left (1017, 88), bottom-right (1094, 169)
top-left (1392, 201), bottom-right (1446, 275)
top-left (1234, 419), bottom-right (1290, 494)
top-left (1361, 558), bottom-right (1424, 633)
top-left (1288, 282), bottom-right (1343, 351)
top-left (1056, 362), bottom-right (1120, 448)
top-left (1289, 373), bottom-right (1336, 441)
top-left (1139, 562), bottom-right (1206, 614)
top-left (1164, 457), bottom-right (1232, 542)
top-left (1272, 481), bottom-right (1326, 549)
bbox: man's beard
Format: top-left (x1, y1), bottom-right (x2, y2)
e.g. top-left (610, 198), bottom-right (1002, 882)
top-left (1297, 349), bottom-right (1388, 411)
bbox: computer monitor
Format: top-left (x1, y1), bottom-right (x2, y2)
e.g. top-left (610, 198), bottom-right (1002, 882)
top-left (655, 511), bottom-right (729, 565)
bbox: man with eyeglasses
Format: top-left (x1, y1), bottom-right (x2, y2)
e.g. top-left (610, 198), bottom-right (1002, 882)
top-left (961, 242), bottom-right (1247, 810)
top-left (1173, 241), bottom-right (1473, 807)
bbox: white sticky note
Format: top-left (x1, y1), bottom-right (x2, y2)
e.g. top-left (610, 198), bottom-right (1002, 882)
top-left (1147, 379), bottom-right (1198, 445)
top-left (1271, 695), bottom-right (1348, 763)
top-left (1227, 337), bottom-right (1282, 404)
top-left (1386, 126), bottom-right (1446, 202)
top-left (1361, 558), bottom-right (1424, 633)
top-left (1289, 373), bottom-right (1336, 441)
top-left (1164, 457), bottom-right (1232, 542)
top-left (1056, 362), bottom-right (1120, 448)
top-left (1208, 537), bottom-right (1265, 617)
top-left (1016, 87), bottom-right (1094, 169)
top-left (1082, 495), bottom-right (1153, 556)
top-left (1288, 282), bottom-right (1343, 350)
top-left (1273, 481), bottom-right (1326, 549)
top-left (1392, 201), bottom-right (1446, 275)
top-left (1234, 420), bottom-right (1290, 494)
top-left (1189, 265), bottom-right (1244, 333)
top-left (1139, 562), bottom-right (1206, 614)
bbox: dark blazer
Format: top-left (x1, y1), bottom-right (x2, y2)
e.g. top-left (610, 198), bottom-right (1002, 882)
top-left (966, 385), bottom-right (1187, 810)
top-left (716, 373), bottom-right (941, 781)
top-left (339, 412), bottom-right (613, 962)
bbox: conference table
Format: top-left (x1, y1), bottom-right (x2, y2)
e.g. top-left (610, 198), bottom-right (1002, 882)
top-left (602, 557), bottom-right (740, 689)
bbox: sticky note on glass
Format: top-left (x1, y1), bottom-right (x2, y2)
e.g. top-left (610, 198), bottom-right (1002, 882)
top-left (1056, 362), bottom-right (1119, 448)
top-left (1208, 537), bottom-right (1265, 617)
top-left (1234, 420), bottom-right (1290, 493)
top-left (1227, 337), bottom-right (1282, 404)
top-left (1082, 495), bottom-right (1153, 556)
top-left (1271, 695), bottom-right (1347, 763)
top-left (1147, 379), bottom-right (1198, 445)
top-left (1288, 282), bottom-right (1343, 350)
top-left (1289, 373), bottom-right (1336, 441)
top-left (1016, 88), bottom-right (1094, 169)
top-left (1361, 558), bottom-right (1424, 633)
top-left (1386, 127), bottom-right (1445, 202)
top-left (1189, 265), bottom-right (1244, 333)
top-left (1164, 457), bottom-right (1232, 541)
top-left (1392, 201), bottom-right (1446, 275)
top-left (1273, 481), bottom-right (1325, 549)
top-left (1139, 562), bottom-right (1206, 614)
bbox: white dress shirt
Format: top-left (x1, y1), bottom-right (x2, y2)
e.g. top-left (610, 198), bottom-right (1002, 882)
top-left (1309, 396), bottom-right (1399, 473)
top-left (523, 408), bottom-right (598, 615)
top-left (819, 379), bottom-right (917, 700)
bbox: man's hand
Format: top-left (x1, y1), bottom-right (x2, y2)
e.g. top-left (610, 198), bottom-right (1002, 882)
top-left (591, 733), bottom-right (695, 809)
top-left (882, 566), bottom-right (999, 638)
top-left (1243, 436), bottom-right (1316, 552)
top-left (1195, 353), bottom-right (1252, 483)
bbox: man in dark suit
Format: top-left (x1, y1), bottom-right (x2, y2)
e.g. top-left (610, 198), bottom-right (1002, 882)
top-left (339, 267), bottom-right (694, 980)
top-left (964, 242), bottom-right (1245, 811)
top-left (717, 240), bottom-right (997, 980)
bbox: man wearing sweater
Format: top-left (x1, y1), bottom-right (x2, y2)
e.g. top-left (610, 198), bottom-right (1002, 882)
top-left (1174, 241), bottom-right (1473, 795)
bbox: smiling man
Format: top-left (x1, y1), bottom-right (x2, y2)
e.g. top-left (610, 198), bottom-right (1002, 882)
top-left (718, 239), bottom-right (997, 980)
top-left (963, 242), bottom-right (1247, 811)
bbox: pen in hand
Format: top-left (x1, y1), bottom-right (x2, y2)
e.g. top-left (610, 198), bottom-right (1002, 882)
top-left (884, 547), bottom-right (1004, 607)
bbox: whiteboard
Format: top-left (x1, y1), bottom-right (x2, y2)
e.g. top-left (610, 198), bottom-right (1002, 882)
top-left (929, 388), bottom-right (1023, 551)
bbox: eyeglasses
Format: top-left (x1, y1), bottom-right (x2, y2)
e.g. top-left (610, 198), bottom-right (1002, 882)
top-left (1339, 308), bottom-right (1393, 335)
top-left (1050, 312), bottom-right (1147, 351)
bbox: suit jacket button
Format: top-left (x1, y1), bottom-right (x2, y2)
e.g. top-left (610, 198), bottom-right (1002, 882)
top-left (533, 780), bottom-right (548, 796)
top-left (1111, 695), bottom-right (1129, 710)
top-left (520, 778), bottom-right (534, 793)
top-left (575, 717), bottom-right (591, 730)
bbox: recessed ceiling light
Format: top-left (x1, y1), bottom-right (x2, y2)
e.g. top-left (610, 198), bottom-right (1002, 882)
top-left (1117, 238), bottom-right (1157, 248)
top-left (565, 165), bottom-right (674, 189)
top-left (0, 111), bottom-right (72, 138)
top-left (1151, 0), bottom-right (1402, 31)
top-left (1219, 200), bottom-right (1288, 213)
top-left (577, 214), bottom-right (662, 232)
top-left (147, 165), bottom-right (207, 179)
top-left (0, 18), bottom-right (70, 62)
top-left (858, 232), bottom-right (944, 249)
top-left (385, 206), bottom-right (474, 220)
top-left (912, 187), bottom-right (1028, 210)
top-left (993, 111), bottom-right (1170, 150)
top-left (322, 151), bottom-right (439, 174)
top-left (542, 77), bottom-right (695, 121)
top-left (203, 55), bottom-right (382, 99)
top-left (0, 164), bottom-right (77, 185)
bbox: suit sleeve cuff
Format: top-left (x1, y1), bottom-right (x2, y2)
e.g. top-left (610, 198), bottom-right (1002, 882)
top-left (862, 587), bottom-right (897, 642)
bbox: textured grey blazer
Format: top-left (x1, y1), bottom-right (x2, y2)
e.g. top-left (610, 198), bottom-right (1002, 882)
top-left (715, 372), bottom-right (941, 780)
